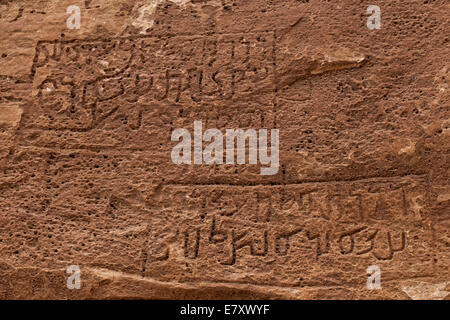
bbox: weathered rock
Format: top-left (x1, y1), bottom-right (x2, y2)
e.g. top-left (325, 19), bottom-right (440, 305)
top-left (0, 0), bottom-right (448, 299)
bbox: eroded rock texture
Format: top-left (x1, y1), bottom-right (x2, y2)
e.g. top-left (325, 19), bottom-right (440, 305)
top-left (0, 0), bottom-right (448, 299)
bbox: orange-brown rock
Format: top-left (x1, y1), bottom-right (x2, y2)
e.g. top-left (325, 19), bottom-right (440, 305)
top-left (0, 0), bottom-right (448, 299)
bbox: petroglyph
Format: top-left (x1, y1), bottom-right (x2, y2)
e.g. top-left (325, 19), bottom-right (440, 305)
top-left (0, 0), bottom-right (448, 300)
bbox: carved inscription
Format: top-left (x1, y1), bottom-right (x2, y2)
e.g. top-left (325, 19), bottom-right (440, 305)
top-left (24, 33), bottom-right (275, 132)
top-left (140, 176), bottom-right (433, 285)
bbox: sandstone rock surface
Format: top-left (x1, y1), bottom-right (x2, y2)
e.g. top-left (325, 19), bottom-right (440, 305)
top-left (0, 0), bottom-right (448, 299)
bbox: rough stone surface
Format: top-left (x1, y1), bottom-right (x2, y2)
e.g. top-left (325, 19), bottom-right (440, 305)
top-left (0, 0), bottom-right (448, 299)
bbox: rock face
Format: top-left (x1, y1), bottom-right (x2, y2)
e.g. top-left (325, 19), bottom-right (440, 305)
top-left (0, 0), bottom-right (448, 299)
